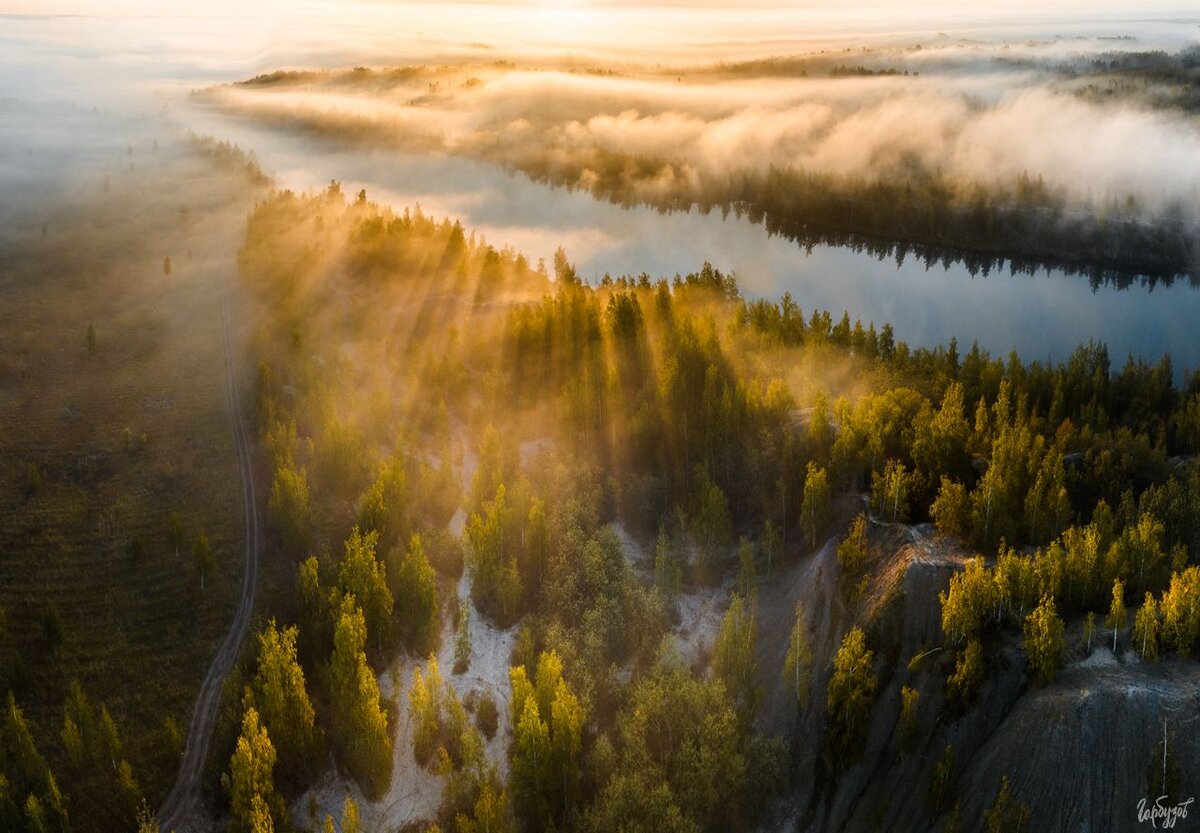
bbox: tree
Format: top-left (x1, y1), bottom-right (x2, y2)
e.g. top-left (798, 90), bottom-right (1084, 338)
top-left (249, 620), bottom-right (318, 782)
top-left (713, 594), bottom-right (759, 726)
top-left (871, 459), bottom-right (910, 523)
top-left (946, 638), bottom-right (985, 707)
top-left (408, 656), bottom-right (443, 766)
top-left (931, 478), bottom-right (970, 539)
top-left (782, 601), bottom-right (813, 710)
top-left (692, 466), bottom-right (733, 580)
top-left (509, 652), bottom-right (585, 827)
top-left (1022, 596), bottom-right (1064, 684)
top-left (391, 533), bottom-right (441, 655)
top-left (467, 484), bottom-right (522, 621)
top-left (193, 530), bottom-right (215, 591)
top-left (338, 526), bottom-right (394, 656)
top-left (653, 526), bottom-right (683, 598)
top-left (761, 519), bottom-right (781, 575)
top-left (984, 776), bottom-right (1030, 833)
top-left (836, 513), bottom-right (869, 593)
top-left (341, 796), bottom-right (361, 833)
top-left (1106, 578), bottom-right (1127, 654)
top-left (897, 686), bottom-right (920, 754)
top-left (227, 707), bottom-right (284, 833)
top-left (329, 596), bottom-right (394, 798)
top-left (454, 599), bottom-right (472, 674)
top-left (1084, 611), bottom-right (1096, 655)
top-left (930, 743), bottom-right (956, 813)
top-left (269, 462), bottom-right (311, 556)
top-left (358, 457), bottom-right (409, 549)
top-left (940, 557), bottom-right (996, 646)
top-left (826, 627), bottom-right (877, 767)
top-left (800, 462), bottom-right (831, 547)
top-left (1132, 593), bottom-right (1160, 661)
top-left (457, 782), bottom-right (518, 833)
top-left (1160, 566), bottom-right (1200, 657)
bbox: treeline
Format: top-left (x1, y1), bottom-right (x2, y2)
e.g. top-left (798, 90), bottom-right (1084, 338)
top-left (517, 148), bottom-right (1198, 285)
top-left (229, 186), bottom-right (1200, 831)
top-left (0, 685), bottom-right (146, 833)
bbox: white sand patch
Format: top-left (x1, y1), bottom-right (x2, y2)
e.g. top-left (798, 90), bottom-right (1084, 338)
top-left (1076, 645), bottom-right (1119, 669)
top-left (674, 579), bottom-right (733, 665)
top-left (609, 520), bottom-right (650, 570)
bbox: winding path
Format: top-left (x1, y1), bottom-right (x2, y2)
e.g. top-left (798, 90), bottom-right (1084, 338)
top-left (158, 297), bottom-right (259, 833)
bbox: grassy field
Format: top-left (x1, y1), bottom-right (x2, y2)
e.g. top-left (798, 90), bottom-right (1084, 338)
top-left (0, 134), bottom-right (266, 805)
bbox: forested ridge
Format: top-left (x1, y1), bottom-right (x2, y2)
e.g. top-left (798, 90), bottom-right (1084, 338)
top-left (226, 184), bottom-right (1200, 831)
top-left (5, 174), bottom-right (1199, 832)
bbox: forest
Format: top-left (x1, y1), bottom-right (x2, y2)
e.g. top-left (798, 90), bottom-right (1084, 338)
top-left (143, 184), bottom-right (1200, 830)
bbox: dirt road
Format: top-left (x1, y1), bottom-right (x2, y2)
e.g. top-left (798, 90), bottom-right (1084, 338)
top-left (157, 297), bottom-right (259, 833)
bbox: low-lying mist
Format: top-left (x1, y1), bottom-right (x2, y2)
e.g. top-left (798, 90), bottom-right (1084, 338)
top-left (207, 33), bottom-right (1200, 222)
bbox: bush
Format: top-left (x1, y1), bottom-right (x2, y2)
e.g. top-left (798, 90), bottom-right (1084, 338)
top-left (474, 692), bottom-right (498, 741)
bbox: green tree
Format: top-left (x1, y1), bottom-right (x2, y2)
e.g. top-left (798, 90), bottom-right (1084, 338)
top-left (408, 656), bottom-right (443, 766)
top-left (836, 513), bottom-right (869, 593)
top-left (946, 639), bottom-right (984, 707)
top-left (1160, 566), bottom-right (1200, 656)
top-left (1132, 593), bottom-right (1160, 661)
top-left (1106, 577), bottom-right (1127, 653)
top-left (800, 462), bottom-right (831, 547)
top-left (193, 530), bottom-right (215, 591)
top-left (329, 596), bottom-right (394, 798)
top-left (338, 526), bottom-right (394, 656)
top-left (269, 462), bottom-right (311, 556)
top-left (509, 652), bottom-right (585, 827)
top-left (653, 526), bottom-right (683, 598)
top-left (358, 457), bottom-right (409, 549)
top-left (871, 459), bottom-right (910, 522)
top-left (930, 743), bottom-right (956, 813)
top-left (454, 599), bottom-right (472, 674)
top-left (782, 601), bottom-right (813, 710)
top-left (940, 557), bottom-right (997, 646)
top-left (931, 477), bottom-right (970, 539)
top-left (227, 707), bottom-right (284, 833)
top-left (391, 533), bottom-right (441, 655)
top-left (826, 627), bottom-right (878, 767)
top-left (713, 594), bottom-right (759, 726)
top-left (1022, 596), bottom-right (1064, 684)
top-left (761, 519), bottom-right (781, 576)
top-left (249, 620), bottom-right (318, 782)
top-left (984, 776), bottom-right (1030, 833)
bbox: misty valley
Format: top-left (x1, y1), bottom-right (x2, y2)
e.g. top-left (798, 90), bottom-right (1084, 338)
top-left (1, 5), bottom-right (1200, 833)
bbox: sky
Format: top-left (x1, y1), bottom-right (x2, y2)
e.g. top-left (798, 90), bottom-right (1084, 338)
top-left (3, 0), bottom-right (1192, 15)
